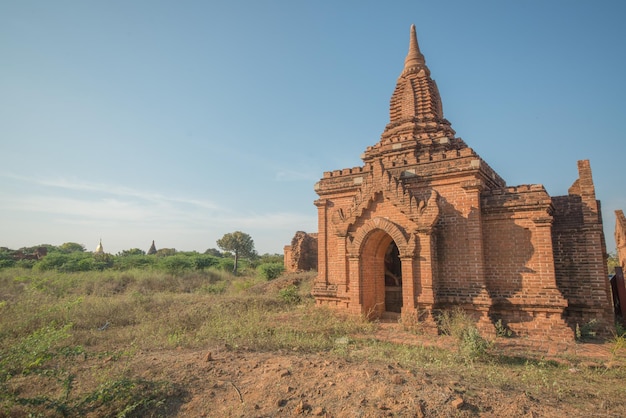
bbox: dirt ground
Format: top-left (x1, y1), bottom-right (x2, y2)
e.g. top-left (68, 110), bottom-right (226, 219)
top-left (122, 324), bottom-right (623, 418)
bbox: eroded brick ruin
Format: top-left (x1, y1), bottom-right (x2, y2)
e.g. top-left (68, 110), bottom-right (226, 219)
top-left (616, 210), bottom-right (626, 271)
top-left (310, 25), bottom-right (613, 341)
top-left (284, 231), bottom-right (318, 273)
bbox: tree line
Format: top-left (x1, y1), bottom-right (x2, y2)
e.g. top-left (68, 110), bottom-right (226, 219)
top-left (0, 231), bottom-right (285, 278)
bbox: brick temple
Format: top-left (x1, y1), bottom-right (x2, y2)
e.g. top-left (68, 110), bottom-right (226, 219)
top-left (309, 25), bottom-right (613, 340)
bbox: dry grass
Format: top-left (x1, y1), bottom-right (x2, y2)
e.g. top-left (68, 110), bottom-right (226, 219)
top-left (0, 268), bottom-right (376, 416)
top-left (1, 267), bottom-right (625, 417)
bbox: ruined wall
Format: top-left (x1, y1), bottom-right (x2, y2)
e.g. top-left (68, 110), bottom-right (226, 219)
top-left (616, 210), bottom-right (626, 270)
top-left (551, 161), bottom-right (613, 331)
top-left (284, 231), bottom-right (318, 273)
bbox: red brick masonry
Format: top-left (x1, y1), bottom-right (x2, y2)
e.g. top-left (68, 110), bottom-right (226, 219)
top-left (307, 25), bottom-right (613, 342)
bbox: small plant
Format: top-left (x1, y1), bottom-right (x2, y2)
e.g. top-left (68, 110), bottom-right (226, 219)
top-left (609, 333), bottom-right (626, 356)
top-left (278, 285), bottom-right (301, 304)
top-left (437, 307), bottom-right (490, 362)
top-left (575, 319), bottom-right (598, 341)
top-left (459, 326), bottom-right (490, 362)
top-left (77, 378), bottom-right (173, 417)
top-left (437, 307), bottom-right (474, 339)
top-left (494, 319), bottom-right (513, 338)
top-left (609, 323), bottom-right (626, 356)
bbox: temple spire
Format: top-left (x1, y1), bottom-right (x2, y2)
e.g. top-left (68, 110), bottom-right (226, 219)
top-left (95, 239), bottom-right (104, 254)
top-left (367, 23), bottom-right (457, 154)
top-left (147, 240), bottom-right (157, 255)
top-left (403, 24), bottom-right (426, 72)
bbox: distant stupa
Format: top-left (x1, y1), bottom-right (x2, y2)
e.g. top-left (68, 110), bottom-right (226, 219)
top-left (147, 240), bottom-right (157, 255)
top-left (94, 239), bottom-right (104, 254)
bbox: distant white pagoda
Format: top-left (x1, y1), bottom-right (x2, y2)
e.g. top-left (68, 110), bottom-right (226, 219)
top-left (94, 239), bottom-right (104, 255)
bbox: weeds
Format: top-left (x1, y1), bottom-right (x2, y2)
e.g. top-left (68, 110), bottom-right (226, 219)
top-left (278, 284), bottom-right (301, 304)
top-left (78, 378), bottom-right (174, 417)
top-left (610, 320), bottom-right (626, 357)
top-left (1, 268), bottom-right (624, 416)
top-left (494, 318), bottom-right (513, 338)
top-left (0, 323), bottom-right (75, 381)
top-left (576, 319), bottom-right (599, 341)
top-left (437, 307), bottom-right (490, 362)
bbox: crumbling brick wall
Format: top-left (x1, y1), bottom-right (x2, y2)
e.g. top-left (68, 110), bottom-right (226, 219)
top-left (616, 210), bottom-right (626, 270)
top-left (551, 161), bottom-right (614, 331)
top-left (284, 231), bottom-right (318, 273)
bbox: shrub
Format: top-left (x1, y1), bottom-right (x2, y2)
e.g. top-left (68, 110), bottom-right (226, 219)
top-left (0, 248), bottom-right (15, 268)
top-left (278, 285), bottom-right (301, 304)
top-left (34, 252), bottom-right (95, 272)
top-left (15, 259), bottom-right (36, 269)
top-left (458, 326), bottom-right (489, 362)
top-left (437, 307), bottom-right (489, 362)
top-left (113, 254), bottom-right (156, 270)
top-left (437, 307), bottom-right (474, 340)
top-left (191, 254), bottom-right (219, 270)
top-left (257, 262), bottom-right (285, 280)
top-left (157, 254), bottom-right (194, 275)
top-left (216, 258), bottom-right (235, 272)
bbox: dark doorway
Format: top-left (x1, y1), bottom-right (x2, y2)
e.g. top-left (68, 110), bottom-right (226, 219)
top-left (384, 241), bottom-right (402, 313)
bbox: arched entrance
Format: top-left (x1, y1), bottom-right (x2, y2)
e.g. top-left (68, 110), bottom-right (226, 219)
top-left (359, 229), bottom-right (403, 316)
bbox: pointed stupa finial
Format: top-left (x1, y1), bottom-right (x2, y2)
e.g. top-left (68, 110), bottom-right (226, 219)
top-left (95, 239), bottom-right (104, 254)
top-left (404, 24), bottom-right (426, 71)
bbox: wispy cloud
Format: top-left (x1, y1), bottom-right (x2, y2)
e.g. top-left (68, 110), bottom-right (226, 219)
top-left (0, 173), bottom-right (315, 232)
top-left (1, 173), bottom-right (220, 210)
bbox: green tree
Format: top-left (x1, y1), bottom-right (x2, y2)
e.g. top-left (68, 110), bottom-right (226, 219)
top-left (59, 242), bottom-right (86, 253)
top-left (117, 248), bottom-right (146, 257)
top-left (156, 248), bottom-right (177, 257)
top-left (204, 248), bottom-right (222, 257)
top-left (216, 231), bottom-right (255, 275)
top-left (157, 254), bottom-right (193, 275)
top-left (0, 247), bottom-right (15, 269)
top-left (257, 262), bottom-right (284, 280)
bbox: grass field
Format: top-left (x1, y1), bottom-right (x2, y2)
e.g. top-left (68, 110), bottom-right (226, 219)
top-left (1, 267), bottom-right (625, 417)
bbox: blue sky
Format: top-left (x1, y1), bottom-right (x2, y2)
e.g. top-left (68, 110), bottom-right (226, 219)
top-left (1, 1), bottom-right (625, 255)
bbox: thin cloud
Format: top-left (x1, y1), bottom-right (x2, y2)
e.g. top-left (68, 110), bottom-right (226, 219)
top-left (1, 173), bottom-right (220, 210)
top-left (0, 175), bottom-right (315, 233)
top-left (2, 195), bottom-right (158, 222)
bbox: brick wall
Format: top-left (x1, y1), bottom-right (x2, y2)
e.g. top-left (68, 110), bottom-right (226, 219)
top-left (283, 231), bottom-right (318, 273)
top-left (551, 161), bottom-right (613, 332)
